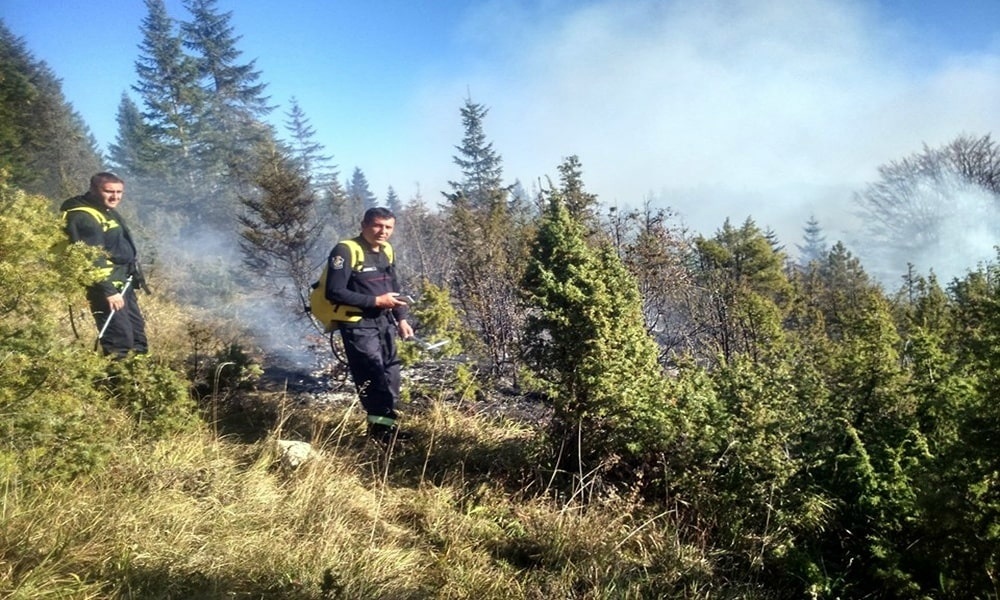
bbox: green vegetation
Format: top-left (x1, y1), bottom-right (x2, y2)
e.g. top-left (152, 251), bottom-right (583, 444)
top-left (7, 169), bottom-right (999, 597)
top-left (1, 3), bottom-right (998, 597)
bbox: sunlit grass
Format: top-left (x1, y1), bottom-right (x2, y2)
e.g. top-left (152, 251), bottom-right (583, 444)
top-left (1, 396), bottom-right (756, 599)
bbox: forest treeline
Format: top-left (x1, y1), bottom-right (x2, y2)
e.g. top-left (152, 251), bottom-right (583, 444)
top-left (2, 2), bottom-right (999, 598)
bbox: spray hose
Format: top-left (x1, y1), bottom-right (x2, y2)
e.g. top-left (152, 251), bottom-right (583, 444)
top-left (94, 275), bottom-right (133, 351)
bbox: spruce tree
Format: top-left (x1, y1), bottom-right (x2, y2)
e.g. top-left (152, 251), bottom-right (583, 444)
top-left (109, 93), bottom-right (161, 178)
top-left (447, 97), bottom-right (504, 209)
top-left (0, 22), bottom-right (101, 199)
top-left (181, 0), bottom-right (269, 118)
top-left (282, 97), bottom-right (335, 186)
top-left (346, 167), bottom-right (377, 212)
top-left (384, 186), bottom-right (402, 214)
top-left (322, 175), bottom-right (352, 239)
top-left (796, 214), bottom-right (828, 267)
top-left (238, 140), bottom-right (324, 303)
top-left (442, 97), bottom-right (529, 377)
top-left (180, 0), bottom-right (273, 179)
top-left (133, 0), bottom-right (203, 175)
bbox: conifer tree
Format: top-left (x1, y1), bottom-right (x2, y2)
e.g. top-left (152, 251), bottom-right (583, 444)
top-left (281, 97), bottom-right (340, 254)
top-left (109, 93), bottom-right (161, 178)
top-left (0, 22), bottom-right (101, 198)
top-left (796, 214), bottom-right (828, 267)
top-left (441, 97), bottom-right (530, 377)
top-left (523, 192), bottom-right (671, 472)
top-left (0, 179), bottom-right (113, 480)
top-left (282, 97), bottom-right (335, 186)
top-left (238, 140), bottom-right (323, 303)
top-left (322, 176), bottom-right (352, 239)
top-left (396, 191), bottom-right (453, 289)
top-left (132, 0), bottom-right (203, 177)
top-left (690, 218), bottom-right (790, 364)
top-left (816, 241), bottom-right (876, 341)
top-left (384, 186), bottom-right (402, 214)
top-left (346, 167), bottom-right (377, 212)
top-left (181, 0), bottom-right (269, 118)
top-left (447, 97), bottom-right (504, 209)
top-left (558, 154), bottom-right (599, 228)
top-left (917, 260), bottom-right (1000, 596)
top-left (180, 0), bottom-right (273, 178)
top-left (609, 201), bottom-right (692, 361)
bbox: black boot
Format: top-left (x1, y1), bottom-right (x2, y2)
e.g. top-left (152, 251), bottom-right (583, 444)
top-left (367, 423), bottom-right (412, 444)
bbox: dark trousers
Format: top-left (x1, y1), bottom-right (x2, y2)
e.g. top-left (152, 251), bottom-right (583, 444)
top-left (340, 316), bottom-right (401, 421)
top-left (88, 285), bottom-right (148, 358)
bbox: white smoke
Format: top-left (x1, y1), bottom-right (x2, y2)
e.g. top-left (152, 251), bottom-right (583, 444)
top-left (852, 170), bottom-right (1000, 286)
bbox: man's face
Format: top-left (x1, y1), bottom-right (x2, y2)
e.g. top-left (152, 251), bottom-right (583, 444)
top-left (96, 181), bottom-right (124, 209)
top-left (360, 216), bottom-right (395, 248)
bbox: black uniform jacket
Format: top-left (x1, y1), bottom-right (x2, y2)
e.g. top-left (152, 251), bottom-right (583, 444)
top-left (60, 193), bottom-right (140, 297)
top-left (324, 236), bottom-right (409, 325)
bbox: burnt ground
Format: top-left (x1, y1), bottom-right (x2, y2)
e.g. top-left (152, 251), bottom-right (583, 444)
top-left (223, 348), bottom-right (552, 444)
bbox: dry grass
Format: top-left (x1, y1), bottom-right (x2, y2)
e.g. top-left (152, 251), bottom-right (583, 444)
top-left (0, 396), bottom-right (751, 599)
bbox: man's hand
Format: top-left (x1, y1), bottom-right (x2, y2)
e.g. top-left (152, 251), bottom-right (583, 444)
top-left (374, 292), bottom-right (408, 309)
top-left (107, 292), bottom-right (125, 311)
top-left (397, 318), bottom-right (414, 340)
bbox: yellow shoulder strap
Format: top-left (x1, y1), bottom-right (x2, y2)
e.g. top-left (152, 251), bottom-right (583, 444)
top-left (63, 206), bottom-right (117, 232)
top-left (340, 239), bottom-right (393, 267)
top-left (340, 239), bottom-right (365, 270)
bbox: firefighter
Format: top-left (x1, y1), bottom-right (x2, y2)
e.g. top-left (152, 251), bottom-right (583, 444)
top-left (61, 172), bottom-right (148, 358)
top-left (324, 207), bottom-right (414, 443)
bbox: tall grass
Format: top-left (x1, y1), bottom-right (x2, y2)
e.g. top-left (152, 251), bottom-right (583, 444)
top-left (0, 395), bottom-right (764, 599)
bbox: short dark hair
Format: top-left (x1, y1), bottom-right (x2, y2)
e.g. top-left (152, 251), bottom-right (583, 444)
top-left (362, 207), bottom-right (395, 225)
top-left (89, 171), bottom-right (124, 191)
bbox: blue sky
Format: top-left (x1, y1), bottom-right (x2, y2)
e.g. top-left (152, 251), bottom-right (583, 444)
top-left (4, 0), bottom-right (1000, 256)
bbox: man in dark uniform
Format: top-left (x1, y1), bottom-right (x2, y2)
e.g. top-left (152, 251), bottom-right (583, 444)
top-left (324, 207), bottom-right (413, 443)
top-left (61, 172), bottom-right (147, 358)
